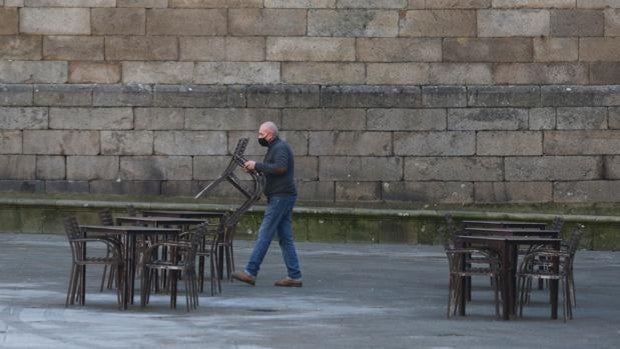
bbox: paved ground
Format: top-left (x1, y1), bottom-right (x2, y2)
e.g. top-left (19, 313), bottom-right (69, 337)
top-left (0, 233), bottom-right (619, 349)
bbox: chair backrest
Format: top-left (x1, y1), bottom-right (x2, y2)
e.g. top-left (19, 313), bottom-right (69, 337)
top-left (566, 225), bottom-right (583, 258)
top-left (441, 214), bottom-right (458, 250)
top-left (126, 204), bottom-right (137, 217)
top-left (548, 216), bottom-right (565, 231)
top-left (64, 216), bottom-right (83, 262)
top-left (98, 209), bottom-right (114, 226)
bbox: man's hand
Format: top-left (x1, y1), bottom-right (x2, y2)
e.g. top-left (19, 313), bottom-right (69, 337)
top-left (244, 160), bottom-right (256, 172)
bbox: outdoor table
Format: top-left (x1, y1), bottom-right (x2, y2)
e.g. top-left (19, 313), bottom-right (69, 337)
top-left (116, 216), bottom-right (211, 231)
top-left (80, 225), bottom-right (181, 310)
top-left (141, 210), bottom-right (226, 220)
top-left (455, 235), bottom-right (562, 320)
top-left (462, 220), bottom-right (548, 229)
top-left (462, 227), bottom-right (560, 238)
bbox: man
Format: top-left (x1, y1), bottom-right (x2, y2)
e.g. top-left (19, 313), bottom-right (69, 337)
top-left (231, 121), bottom-right (302, 287)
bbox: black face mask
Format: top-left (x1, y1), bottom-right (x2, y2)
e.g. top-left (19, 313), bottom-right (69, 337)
top-left (258, 137), bottom-right (269, 147)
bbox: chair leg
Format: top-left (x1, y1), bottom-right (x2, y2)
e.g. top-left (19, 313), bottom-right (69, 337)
top-left (66, 264), bottom-right (77, 307)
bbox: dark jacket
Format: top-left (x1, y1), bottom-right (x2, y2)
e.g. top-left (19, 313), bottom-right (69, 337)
top-left (255, 137), bottom-right (297, 197)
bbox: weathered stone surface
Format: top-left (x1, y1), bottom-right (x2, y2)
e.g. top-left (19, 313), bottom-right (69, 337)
top-left (554, 180), bottom-right (620, 203)
top-left (335, 182), bottom-right (382, 202)
top-left (227, 130), bottom-right (309, 156)
top-left (394, 131), bottom-right (475, 156)
top-left (443, 37), bottom-right (532, 62)
top-left (467, 86), bottom-right (540, 107)
top-left (0, 180), bottom-right (44, 193)
top-left (337, 0), bottom-right (407, 8)
top-left (383, 181), bottom-right (474, 204)
top-left (296, 180), bottom-right (335, 202)
top-left (34, 84), bottom-right (93, 107)
top-left (122, 62), bottom-right (194, 84)
top-left (267, 37), bottom-right (355, 62)
top-left (366, 63), bottom-right (429, 84)
top-left (0, 9), bottom-right (19, 35)
top-left (556, 107), bottom-right (607, 129)
top-left (551, 10), bottom-right (604, 36)
top-left (505, 156), bottom-right (602, 181)
top-left (606, 9), bottom-right (620, 36)
top-left (400, 10), bottom-right (477, 37)
top-left (611, 107), bottom-right (620, 128)
top-left (422, 86), bottom-right (467, 107)
top-left (295, 156), bottom-right (319, 180)
top-left (590, 63), bottom-right (620, 85)
top-left (66, 156), bottom-right (119, 180)
top-left (147, 9), bottom-right (227, 35)
top-left (135, 108), bottom-right (185, 130)
top-left (35, 155), bottom-right (64, 180)
top-left (93, 84), bottom-right (152, 107)
top-left (90, 180), bottom-right (161, 196)
top-left (319, 156), bottom-right (403, 181)
top-left (0, 107), bottom-right (47, 129)
top-left (478, 9), bottom-right (550, 37)
top-left (493, 63), bottom-right (588, 84)
top-left (367, 109), bottom-right (446, 130)
top-left (23, 130), bottom-right (99, 155)
top-left (0, 85), bottom-right (33, 106)
top-left (49, 108), bottom-right (133, 130)
top-left (120, 156), bottom-right (192, 180)
top-left (180, 37), bottom-right (265, 61)
top-left (492, 0), bottom-right (574, 8)
top-left (43, 36), bottom-right (103, 61)
top-left (24, 0), bottom-right (115, 5)
top-left (192, 156), bottom-right (233, 180)
top-left (321, 85), bottom-right (422, 108)
top-left (69, 62), bottom-right (121, 84)
top-left (308, 9), bottom-right (398, 37)
top-left (170, 0), bottom-right (262, 7)
top-left (580, 38), bottom-right (620, 61)
top-left (4, 0), bottom-right (24, 6)
top-left (529, 108), bottom-right (556, 130)
top-left (247, 85), bottom-right (320, 108)
top-left (154, 131), bottom-right (227, 155)
top-left (117, 0), bottom-right (167, 7)
top-left (423, 0), bottom-right (490, 8)
top-left (0, 35), bottom-right (41, 60)
top-left (106, 36), bottom-right (178, 61)
top-left (185, 108), bottom-right (279, 130)
top-left (430, 63), bottom-right (494, 85)
top-left (309, 131), bottom-right (392, 156)
top-left (45, 180), bottom-right (89, 194)
top-left (474, 182), bottom-right (552, 203)
top-left (20, 8), bottom-right (90, 35)
top-left (195, 62), bottom-right (280, 84)
top-left (448, 108), bottom-right (528, 130)
top-left (606, 155), bottom-right (620, 178)
top-left (265, 0), bottom-right (335, 8)
top-left (0, 155), bottom-right (35, 179)
top-left (0, 130), bottom-right (22, 154)
top-left (230, 9), bottom-right (306, 36)
top-left (577, 0), bottom-right (620, 8)
top-left (541, 85), bottom-right (619, 107)
top-left (544, 130), bottom-right (620, 155)
top-left (153, 85), bottom-right (244, 108)
top-left (100, 131), bottom-right (153, 155)
top-left (408, 0), bottom-right (425, 8)
top-left (404, 156), bottom-right (503, 181)
top-left (92, 8), bottom-right (145, 35)
top-left (356, 38), bottom-right (441, 62)
top-left (476, 131), bottom-right (542, 155)
top-left (533, 37), bottom-right (578, 62)
top-left (283, 63), bottom-right (364, 84)
top-left (0, 61), bottom-right (67, 84)
top-left (282, 109), bottom-right (365, 130)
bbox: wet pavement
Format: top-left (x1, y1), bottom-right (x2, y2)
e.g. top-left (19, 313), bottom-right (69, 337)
top-left (1, 233), bottom-right (619, 349)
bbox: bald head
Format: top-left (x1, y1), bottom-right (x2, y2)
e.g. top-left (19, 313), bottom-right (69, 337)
top-left (259, 121), bottom-right (279, 142)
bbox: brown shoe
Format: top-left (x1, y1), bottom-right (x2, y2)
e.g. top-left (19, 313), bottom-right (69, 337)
top-left (232, 271), bottom-right (256, 286)
top-left (274, 277), bottom-right (302, 287)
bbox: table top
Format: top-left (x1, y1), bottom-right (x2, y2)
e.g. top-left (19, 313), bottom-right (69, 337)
top-left (115, 216), bottom-right (210, 225)
top-left (80, 225), bottom-right (181, 234)
top-left (457, 235), bottom-right (562, 243)
top-left (140, 210), bottom-right (226, 218)
top-left (463, 227), bottom-right (560, 237)
top-left (462, 220), bottom-right (547, 228)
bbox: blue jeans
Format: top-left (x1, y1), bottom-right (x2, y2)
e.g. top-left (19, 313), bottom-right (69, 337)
top-left (245, 195), bottom-right (301, 279)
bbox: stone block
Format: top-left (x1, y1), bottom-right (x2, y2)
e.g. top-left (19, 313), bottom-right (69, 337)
top-left (478, 9), bottom-right (550, 37)
top-left (366, 63), bottom-right (429, 84)
top-left (34, 84), bottom-right (93, 107)
top-left (0, 35), bottom-right (41, 60)
top-left (20, 8), bottom-right (90, 35)
top-left (404, 156), bottom-right (503, 181)
top-left (556, 107), bottom-right (607, 129)
top-left (4, 0), bottom-right (24, 6)
top-left (580, 38), bottom-right (620, 61)
top-left (106, 36), bottom-right (177, 61)
top-left (422, 86), bottom-right (467, 107)
top-left (23, 130), bottom-right (99, 155)
top-left (308, 9), bottom-right (398, 37)
top-left (135, 108), bottom-right (185, 130)
top-left (467, 86), bottom-right (541, 107)
top-left (0, 8), bottom-right (18, 35)
top-left (590, 63), bottom-right (620, 84)
top-left (92, 8), bottom-right (145, 36)
top-left (0, 107), bottom-right (47, 129)
top-left (282, 108), bottom-right (365, 130)
top-left (335, 182), bottom-right (382, 202)
top-left (180, 37), bottom-right (265, 61)
top-left (93, 84), bottom-right (152, 107)
top-left (0, 130), bottom-right (22, 154)
top-left (533, 37), bottom-right (578, 62)
top-left (50, 108), bottom-right (133, 130)
top-left (0, 180), bottom-right (44, 193)
top-left (24, 0), bottom-right (115, 5)
top-left (43, 36), bottom-right (103, 61)
top-left (448, 108), bottom-right (528, 130)
top-left (267, 37), bottom-right (355, 62)
top-left (394, 131), bottom-right (475, 156)
top-left (400, 10), bottom-right (477, 37)
top-left (122, 62), bottom-right (194, 84)
top-left (309, 131), bottom-right (392, 156)
top-left (606, 155), bottom-right (620, 178)
top-left (606, 9), bottom-right (620, 36)
top-left (423, 0), bottom-right (490, 8)
top-left (193, 156), bottom-right (239, 180)
top-left (265, 0), bottom-right (335, 8)
top-left (337, 0), bottom-right (407, 8)
top-left (367, 109), bottom-right (446, 131)
top-left (383, 181), bottom-right (474, 204)
top-left (554, 180), bottom-right (620, 203)
top-left (170, 0), bottom-right (263, 7)
top-left (0, 155), bottom-right (36, 179)
top-left (296, 180), bottom-right (335, 202)
top-left (0, 84), bottom-right (33, 106)
top-left (541, 85), bottom-right (620, 107)
top-left (320, 85), bottom-right (422, 108)
top-left (577, 0), bottom-right (620, 8)
top-left (551, 10), bottom-right (604, 36)
top-left (185, 108), bottom-right (279, 130)
top-left (0, 61), bottom-right (67, 84)
top-left (443, 37), bottom-right (532, 62)
top-left (117, 0), bottom-right (167, 7)
top-left (430, 63), bottom-right (494, 85)
top-left (492, 0), bottom-right (576, 8)
top-left (120, 156), bottom-right (192, 180)
top-left (68, 62), bottom-right (121, 84)
top-left (474, 182), bottom-right (552, 203)
top-left (230, 9), bottom-right (306, 36)
top-left (90, 180), bottom-right (161, 196)
top-left (154, 131), bottom-right (227, 155)
top-left (160, 181), bottom-right (194, 197)
top-left (529, 108), bottom-right (556, 130)
top-left (319, 156), bottom-right (403, 181)
top-left (408, 0), bottom-right (425, 8)
top-left (247, 85), bottom-right (320, 108)
top-left (35, 155), bottom-right (64, 180)
top-left (282, 63), bottom-right (364, 84)
top-left (153, 85), bottom-right (245, 108)
top-left (611, 107), bottom-right (620, 128)
top-left (195, 62), bottom-right (280, 84)
top-left (356, 38), bottom-right (441, 62)
top-left (505, 156), bottom-right (602, 181)
top-left (101, 131), bottom-right (153, 155)
top-left (295, 156), bottom-right (319, 180)
top-left (476, 131), bottom-right (542, 155)
top-left (147, 9), bottom-right (226, 35)
top-left (66, 156), bottom-right (119, 180)
top-left (493, 63), bottom-right (588, 84)
top-left (45, 180), bottom-right (89, 194)
top-left (544, 130), bottom-right (620, 155)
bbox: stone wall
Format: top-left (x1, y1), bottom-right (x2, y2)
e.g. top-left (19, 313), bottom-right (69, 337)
top-left (1, 0), bottom-right (619, 205)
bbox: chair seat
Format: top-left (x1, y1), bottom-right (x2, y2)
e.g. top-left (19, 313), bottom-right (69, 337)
top-left (79, 257), bottom-right (122, 265)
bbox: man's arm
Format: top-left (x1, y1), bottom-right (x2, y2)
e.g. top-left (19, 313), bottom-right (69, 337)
top-left (255, 147), bottom-right (289, 175)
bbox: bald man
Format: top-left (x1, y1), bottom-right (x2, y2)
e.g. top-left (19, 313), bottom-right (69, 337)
top-left (232, 121), bottom-right (302, 287)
